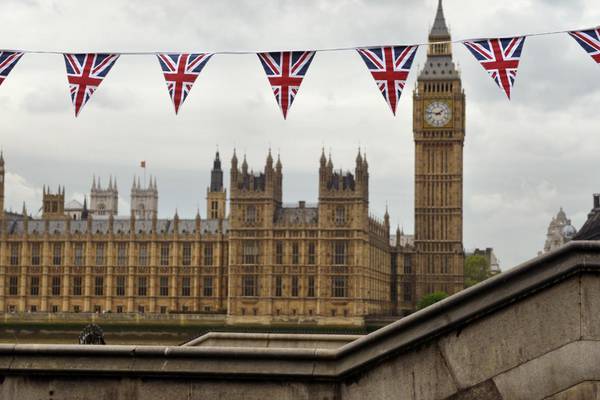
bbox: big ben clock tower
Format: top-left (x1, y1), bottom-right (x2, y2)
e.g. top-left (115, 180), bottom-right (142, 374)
top-left (413, 0), bottom-right (465, 299)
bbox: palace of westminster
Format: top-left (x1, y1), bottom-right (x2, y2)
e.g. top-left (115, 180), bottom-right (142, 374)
top-left (0, 3), bottom-right (465, 325)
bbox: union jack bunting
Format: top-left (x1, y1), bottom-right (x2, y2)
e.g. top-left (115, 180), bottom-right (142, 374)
top-left (463, 37), bottom-right (526, 100)
top-left (63, 53), bottom-right (119, 116)
top-left (257, 51), bottom-right (315, 119)
top-left (157, 53), bottom-right (212, 114)
top-left (357, 46), bottom-right (418, 115)
top-left (0, 51), bottom-right (23, 86)
top-left (569, 28), bottom-right (600, 65)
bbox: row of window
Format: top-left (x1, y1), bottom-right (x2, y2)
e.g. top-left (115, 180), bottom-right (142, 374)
top-left (241, 275), bottom-right (347, 298)
top-left (6, 242), bottom-right (215, 267)
top-left (242, 241), bottom-right (348, 265)
top-left (275, 241), bottom-right (316, 265)
top-left (8, 304), bottom-right (214, 314)
top-left (6, 275), bottom-right (215, 297)
top-left (243, 206), bottom-right (348, 225)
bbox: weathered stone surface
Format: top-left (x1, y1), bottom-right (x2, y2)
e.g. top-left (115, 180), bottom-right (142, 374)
top-left (0, 376), bottom-right (336, 400)
top-left (1, 376), bottom-right (125, 400)
top-left (439, 277), bottom-right (581, 388)
top-left (445, 380), bottom-right (503, 400)
top-left (190, 381), bottom-right (335, 400)
top-left (546, 381), bottom-right (600, 400)
top-left (341, 342), bottom-right (457, 400)
top-left (581, 275), bottom-right (600, 339)
top-left (494, 341), bottom-right (600, 400)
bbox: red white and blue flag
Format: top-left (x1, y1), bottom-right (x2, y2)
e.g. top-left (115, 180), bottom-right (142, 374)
top-left (357, 46), bottom-right (418, 115)
top-left (0, 51), bottom-right (23, 86)
top-left (569, 28), bottom-right (600, 65)
top-left (157, 53), bottom-right (212, 114)
top-left (257, 51), bottom-right (315, 119)
top-left (63, 53), bottom-right (119, 116)
top-left (463, 37), bottom-right (526, 100)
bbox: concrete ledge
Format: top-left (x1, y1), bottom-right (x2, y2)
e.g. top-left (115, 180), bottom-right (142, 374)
top-left (182, 332), bottom-right (362, 349)
top-left (2, 241), bottom-right (600, 384)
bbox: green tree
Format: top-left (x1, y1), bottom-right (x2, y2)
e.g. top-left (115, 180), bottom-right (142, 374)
top-left (417, 291), bottom-right (448, 310)
top-left (464, 254), bottom-right (491, 288)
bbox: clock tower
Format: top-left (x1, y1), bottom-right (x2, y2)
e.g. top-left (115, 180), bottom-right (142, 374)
top-left (413, 0), bottom-right (465, 299)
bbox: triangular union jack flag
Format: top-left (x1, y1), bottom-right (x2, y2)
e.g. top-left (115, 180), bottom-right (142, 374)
top-left (257, 51), bottom-right (315, 119)
top-left (568, 28), bottom-right (600, 65)
top-left (63, 53), bottom-right (119, 117)
top-left (157, 53), bottom-right (212, 114)
top-left (357, 46), bottom-right (418, 115)
top-left (0, 51), bottom-right (24, 86)
top-left (463, 37), bottom-right (526, 100)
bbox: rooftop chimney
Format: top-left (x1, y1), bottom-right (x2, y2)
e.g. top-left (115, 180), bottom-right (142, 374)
top-left (594, 193), bottom-right (600, 209)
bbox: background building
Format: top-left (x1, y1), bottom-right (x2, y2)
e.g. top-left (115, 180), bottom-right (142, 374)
top-left (542, 207), bottom-right (577, 253)
top-left (90, 176), bottom-right (119, 217)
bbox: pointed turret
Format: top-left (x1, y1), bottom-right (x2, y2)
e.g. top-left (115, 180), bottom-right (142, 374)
top-left (92, 175), bottom-right (97, 191)
top-left (384, 205), bottom-right (390, 227)
top-left (173, 209), bottom-right (179, 234)
top-left (356, 147), bottom-right (363, 165)
top-left (242, 154), bottom-right (248, 174)
top-left (266, 148), bottom-right (273, 168)
top-left (429, 0), bottom-right (450, 40)
top-left (195, 208), bottom-right (201, 233)
top-left (231, 149), bottom-right (238, 169)
top-left (210, 150), bottom-right (224, 192)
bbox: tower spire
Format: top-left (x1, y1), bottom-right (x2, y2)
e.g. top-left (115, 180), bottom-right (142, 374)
top-left (430, 0), bottom-right (449, 39)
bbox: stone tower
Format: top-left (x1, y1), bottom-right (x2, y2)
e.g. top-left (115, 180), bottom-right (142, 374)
top-left (206, 151), bottom-right (227, 220)
top-left (227, 150), bottom-right (282, 314)
top-left (229, 150), bottom-right (282, 229)
top-left (413, 0), bottom-right (465, 298)
top-left (130, 176), bottom-right (158, 219)
top-left (0, 151), bottom-right (4, 216)
top-left (90, 175), bottom-right (119, 216)
top-left (317, 149), bottom-right (369, 231)
top-left (42, 185), bottom-right (65, 219)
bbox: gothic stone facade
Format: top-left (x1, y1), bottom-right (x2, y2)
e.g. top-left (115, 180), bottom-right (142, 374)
top-left (0, 150), bottom-right (397, 324)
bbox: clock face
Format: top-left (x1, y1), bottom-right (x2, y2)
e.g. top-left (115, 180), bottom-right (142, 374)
top-left (425, 101), bottom-right (451, 127)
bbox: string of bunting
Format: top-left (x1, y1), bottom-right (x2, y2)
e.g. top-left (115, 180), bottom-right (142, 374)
top-left (0, 27), bottom-right (598, 118)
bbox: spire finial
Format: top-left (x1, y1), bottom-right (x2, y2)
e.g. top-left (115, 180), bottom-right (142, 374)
top-left (430, 0), bottom-right (449, 39)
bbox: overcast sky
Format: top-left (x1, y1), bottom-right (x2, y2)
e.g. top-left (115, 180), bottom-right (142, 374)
top-left (1, 0), bottom-right (599, 269)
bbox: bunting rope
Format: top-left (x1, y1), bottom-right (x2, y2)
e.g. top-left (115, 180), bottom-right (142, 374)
top-left (0, 25), bottom-right (598, 117)
top-left (2, 26), bottom-right (595, 55)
